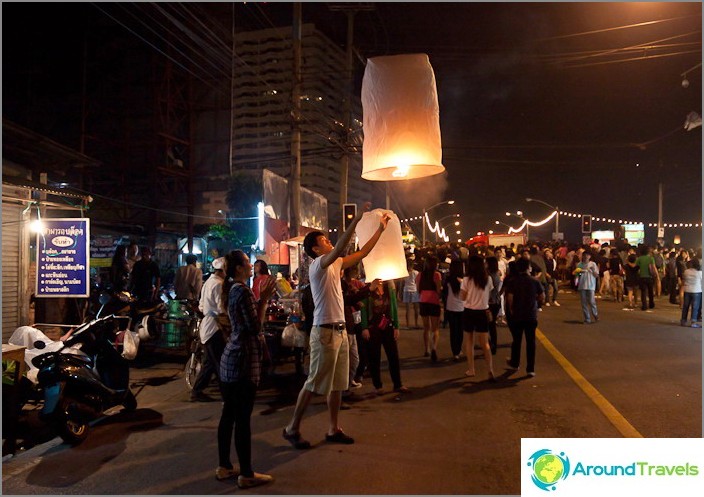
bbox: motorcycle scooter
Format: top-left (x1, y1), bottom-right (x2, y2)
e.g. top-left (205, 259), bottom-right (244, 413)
top-left (11, 294), bottom-right (141, 445)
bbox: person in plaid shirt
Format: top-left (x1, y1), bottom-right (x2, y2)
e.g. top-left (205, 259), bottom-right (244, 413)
top-left (216, 250), bottom-right (276, 489)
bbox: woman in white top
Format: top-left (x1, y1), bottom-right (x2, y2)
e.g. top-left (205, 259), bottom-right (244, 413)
top-left (400, 259), bottom-right (420, 329)
top-left (460, 255), bottom-right (495, 381)
top-left (680, 259), bottom-right (702, 328)
top-left (444, 261), bottom-right (466, 361)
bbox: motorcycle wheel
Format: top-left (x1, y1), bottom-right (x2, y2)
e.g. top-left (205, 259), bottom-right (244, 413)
top-left (122, 390), bottom-right (137, 412)
top-left (184, 351), bottom-right (202, 391)
top-left (54, 397), bottom-right (90, 446)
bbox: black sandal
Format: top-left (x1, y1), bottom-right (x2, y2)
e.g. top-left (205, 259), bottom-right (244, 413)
top-left (282, 428), bottom-right (311, 450)
top-left (325, 430), bottom-right (354, 444)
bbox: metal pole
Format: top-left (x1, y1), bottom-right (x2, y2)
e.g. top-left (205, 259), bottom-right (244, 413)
top-left (229, 4), bottom-right (235, 178)
top-left (422, 209), bottom-right (426, 246)
top-left (289, 3), bottom-right (302, 238)
top-left (339, 10), bottom-right (355, 213)
top-left (555, 208), bottom-right (560, 240)
top-left (658, 181), bottom-right (663, 242)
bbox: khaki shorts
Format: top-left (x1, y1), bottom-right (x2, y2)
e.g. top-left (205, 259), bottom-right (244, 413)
top-left (303, 325), bottom-right (349, 395)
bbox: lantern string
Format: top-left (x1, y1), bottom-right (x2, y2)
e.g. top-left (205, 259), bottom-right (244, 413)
top-left (424, 213), bottom-right (450, 242)
top-left (507, 211), bottom-right (558, 234)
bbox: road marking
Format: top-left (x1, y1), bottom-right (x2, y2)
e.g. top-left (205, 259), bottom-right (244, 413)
top-left (536, 327), bottom-right (643, 438)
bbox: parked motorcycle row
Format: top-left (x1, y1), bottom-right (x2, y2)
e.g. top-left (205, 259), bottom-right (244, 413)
top-left (6, 286), bottom-right (303, 448)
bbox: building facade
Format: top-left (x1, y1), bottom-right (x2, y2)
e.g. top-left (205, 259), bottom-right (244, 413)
top-left (192, 24), bottom-right (372, 229)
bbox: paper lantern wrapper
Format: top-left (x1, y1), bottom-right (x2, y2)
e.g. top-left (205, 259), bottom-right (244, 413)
top-left (356, 209), bottom-right (408, 281)
top-left (361, 53), bottom-right (445, 181)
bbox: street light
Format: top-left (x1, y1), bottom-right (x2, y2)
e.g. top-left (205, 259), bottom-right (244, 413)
top-left (423, 200), bottom-right (455, 245)
top-left (526, 197), bottom-right (560, 240)
top-left (436, 213), bottom-right (460, 226)
top-left (495, 220), bottom-right (512, 230)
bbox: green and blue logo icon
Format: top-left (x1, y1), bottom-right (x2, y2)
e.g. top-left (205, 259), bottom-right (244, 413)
top-left (527, 449), bottom-right (571, 491)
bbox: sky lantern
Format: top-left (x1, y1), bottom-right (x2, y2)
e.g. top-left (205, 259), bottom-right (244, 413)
top-left (356, 209), bottom-right (408, 281)
top-left (361, 53), bottom-right (445, 181)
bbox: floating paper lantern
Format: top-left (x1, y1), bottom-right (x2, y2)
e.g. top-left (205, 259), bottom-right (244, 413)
top-left (361, 53), bottom-right (445, 181)
top-left (356, 209), bottom-right (408, 281)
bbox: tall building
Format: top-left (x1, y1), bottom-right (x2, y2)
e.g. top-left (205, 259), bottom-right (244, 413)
top-left (193, 24), bottom-right (372, 229)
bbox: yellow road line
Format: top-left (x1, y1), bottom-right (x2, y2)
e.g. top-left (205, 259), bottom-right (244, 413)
top-left (536, 327), bottom-right (643, 438)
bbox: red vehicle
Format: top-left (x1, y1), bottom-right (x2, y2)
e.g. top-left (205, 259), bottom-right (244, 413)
top-left (466, 233), bottom-right (526, 248)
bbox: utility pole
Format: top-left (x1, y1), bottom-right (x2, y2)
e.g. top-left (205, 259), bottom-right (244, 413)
top-left (289, 2), bottom-right (302, 238)
top-left (229, 4), bottom-right (236, 178)
top-left (658, 181), bottom-right (664, 243)
top-left (656, 160), bottom-right (664, 245)
top-left (329, 3), bottom-right (375, 221)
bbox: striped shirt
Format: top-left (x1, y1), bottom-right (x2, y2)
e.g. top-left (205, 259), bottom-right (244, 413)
top-left (219, 282), bottom-right (264, 385)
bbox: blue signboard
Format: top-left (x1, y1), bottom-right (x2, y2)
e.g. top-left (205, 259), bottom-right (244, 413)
top-left (36, 218), bottom-right (90, 298)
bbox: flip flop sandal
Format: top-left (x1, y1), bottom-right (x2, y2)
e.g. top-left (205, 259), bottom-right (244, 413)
top-left (325, 430), bottom-right (354, 444)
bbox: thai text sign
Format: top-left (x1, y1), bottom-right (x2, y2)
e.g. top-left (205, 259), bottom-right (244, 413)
top-left (36, 218), bottom-right (90, 298)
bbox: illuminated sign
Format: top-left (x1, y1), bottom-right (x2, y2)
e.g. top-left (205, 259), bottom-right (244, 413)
top-left (36, 218), bottom-right (90, 298)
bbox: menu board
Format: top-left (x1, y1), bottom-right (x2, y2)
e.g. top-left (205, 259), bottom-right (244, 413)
top-left (36, 218), bottom-right (90, 298)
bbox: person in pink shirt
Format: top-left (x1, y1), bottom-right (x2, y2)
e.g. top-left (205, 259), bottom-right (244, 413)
top-left (416, 256), bottom-right (442, 362)
top-left (251, 259), bottom-right (270, 302)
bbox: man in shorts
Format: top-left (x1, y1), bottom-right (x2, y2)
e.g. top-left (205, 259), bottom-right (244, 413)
top-left (283, 202), bottom-right (390, 448)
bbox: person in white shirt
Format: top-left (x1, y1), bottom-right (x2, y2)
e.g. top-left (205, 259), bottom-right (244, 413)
top-left (190, 257), bottom-right (226, 402)
top-left (574, 251), bottom-right (599, 324)
top-left (400, 258), bottom-right (420, 329)
top-left (283, 202), bottom-right (390, 449)
top-left (444, 261), bottom-right (466, 361)
top-left (680, 259), bottom-right (702, 327)
top-left (174, 254), bottom-right (203, 301)
top-left (460, 255), bottom-right (495, 381)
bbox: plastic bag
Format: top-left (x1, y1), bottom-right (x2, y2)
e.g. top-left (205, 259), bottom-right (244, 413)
top-left (293, 328), bottom-right (308, 349)
top-left (281, 324), bottom-right (297, 348)
top-left (122, 330), bottom-right (140, 360)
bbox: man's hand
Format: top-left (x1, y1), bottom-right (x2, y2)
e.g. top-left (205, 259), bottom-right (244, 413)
top-left (362, 329), bottom-right (370, 341)
top-left (393, 328), bottom-right (399, 341)
top-left (369, 278), bottom-right (382, 292)
top-left (379, 212), bottom-right (391, 231)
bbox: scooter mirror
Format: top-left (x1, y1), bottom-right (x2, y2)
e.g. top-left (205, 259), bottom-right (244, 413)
top-left (98, 292), bottom-right (112, 306)
top-left (33, 340), bottom-right (46, 349)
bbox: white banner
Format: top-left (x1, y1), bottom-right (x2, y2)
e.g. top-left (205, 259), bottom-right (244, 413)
top-left (522, 438), bottom-right (704, 496)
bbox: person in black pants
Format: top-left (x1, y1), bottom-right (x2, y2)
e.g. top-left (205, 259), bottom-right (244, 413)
top-left (217, 250), bottom-right (277, 489)
top-left (486, 257), bottom-right (503, 355)
top-left (444, 261), bottom-right (466, 361)
top-left (360, 281), bottom-right (410, 395)
top-left (504, 258), bottom-right (544, 377)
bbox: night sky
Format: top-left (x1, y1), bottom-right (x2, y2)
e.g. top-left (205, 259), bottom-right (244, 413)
top-left (2, 2), bottom-right (702, 246)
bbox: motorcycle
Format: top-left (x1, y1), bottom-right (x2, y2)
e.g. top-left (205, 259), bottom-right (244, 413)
top-left (9, 295), bottom-right (140, 445)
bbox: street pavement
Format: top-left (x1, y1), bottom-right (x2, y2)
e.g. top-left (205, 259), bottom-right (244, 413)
top-left (2, 288), bottom-right (701, 495)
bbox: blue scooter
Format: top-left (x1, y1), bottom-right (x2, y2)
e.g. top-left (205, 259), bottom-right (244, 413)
top-left (28, 296), bottom-right (141, 445)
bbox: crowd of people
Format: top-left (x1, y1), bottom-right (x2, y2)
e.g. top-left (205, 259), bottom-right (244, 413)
top-left (110, 226), bottom-right (701, 490)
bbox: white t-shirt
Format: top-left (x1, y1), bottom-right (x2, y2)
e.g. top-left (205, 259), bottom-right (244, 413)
top-left (403, 269), bottom-right (419, 293)
top-left (198, 273), bottom-right (223, 344)
top-left (309, 256), bottom-right (345, 325)
top-left (682, 268), bottom-right (702, 294)
top-left (460, 276), bottom-right (494, 310)
top-left (445, 283), bottom-right (465, 312)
